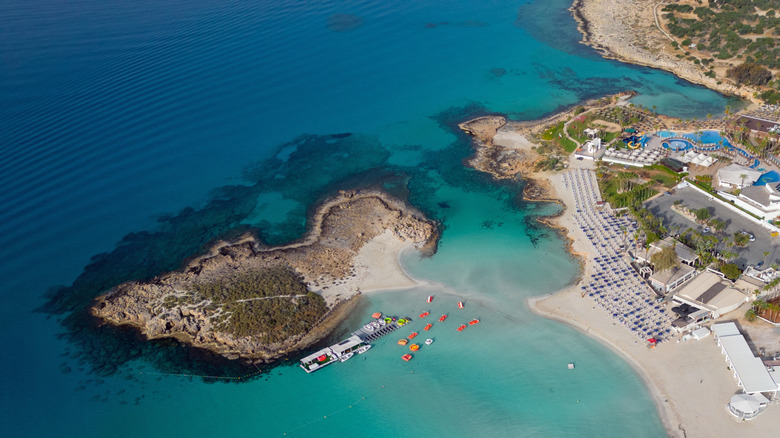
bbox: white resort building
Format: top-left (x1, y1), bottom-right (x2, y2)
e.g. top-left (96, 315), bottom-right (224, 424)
top-left (732, 182), bottom-right (780, 220)
top-left (716, 164), bottom-right (762, 189)
top-left (712, 322), bottom-right (778, 420)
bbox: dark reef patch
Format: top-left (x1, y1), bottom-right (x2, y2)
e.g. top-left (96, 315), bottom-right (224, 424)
top-left (40, 103), bottom-right (559, 382)
top-left (327, 14), bottom-right (363, 32)
top-left (489, 68), bottom-right (507, 78)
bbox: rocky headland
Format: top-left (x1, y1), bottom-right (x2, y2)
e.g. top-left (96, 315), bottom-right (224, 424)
top-left (91, 191), bottom-right (438, 364)
top-left (571, 0), bottom-right (757, 102)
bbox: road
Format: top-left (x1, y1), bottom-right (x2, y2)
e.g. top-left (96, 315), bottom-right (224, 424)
top-left (645, 186), bottom-right (780, 269)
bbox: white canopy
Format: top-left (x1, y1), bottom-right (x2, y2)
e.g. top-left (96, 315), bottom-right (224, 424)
top-left (729, 393), bottom-right (761, 415)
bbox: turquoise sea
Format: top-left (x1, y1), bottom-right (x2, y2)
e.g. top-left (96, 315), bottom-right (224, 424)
top-left (1, 0), bottom-right (739, 436)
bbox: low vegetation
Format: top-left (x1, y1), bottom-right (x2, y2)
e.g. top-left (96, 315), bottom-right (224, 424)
top-left (189, 267), bottom-right (327, 340)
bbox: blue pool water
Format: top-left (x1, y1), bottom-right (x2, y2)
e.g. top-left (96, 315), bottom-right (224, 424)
top-left (754, 171), bottom-right (780, 186)
top-left (663, 139), bottom-right (693, 151)
top-left (0, 0), bottom-right (740, 436)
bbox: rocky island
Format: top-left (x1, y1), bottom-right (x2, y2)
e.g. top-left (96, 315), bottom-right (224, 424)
top-left (91, 191), bottom-right (438, 364)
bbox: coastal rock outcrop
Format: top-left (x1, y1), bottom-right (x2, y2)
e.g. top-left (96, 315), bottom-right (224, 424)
top-left (91, 191), bottom-right (438, 363)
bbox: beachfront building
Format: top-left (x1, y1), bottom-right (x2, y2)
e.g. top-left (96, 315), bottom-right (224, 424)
top-left (731, 182), bottom-right (780, 220)
top-left (672, 271), bottom-right (749, 319)
top-left (634, 237), bottom-right (698, 267)
top-left (716, 164), bottom-right (762, 189)
top-left (711, 322), bottom-right (778, 419)
top-left (648, 264), bottom-right (696, 295)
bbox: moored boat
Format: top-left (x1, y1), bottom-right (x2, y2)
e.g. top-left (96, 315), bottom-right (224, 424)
top-left (439, 314), bottom-right (448, 322)
top-left (398, 338), bottom-right (408, 346)
top-left (419, 311), bottom-right (430, 318)
top-left (469, 319), bottom-right (480, 325)
top-left (356, 344), bottom-right (371, 354)
top-left (423, 323), bottom-right (432, 331)
top-left (402, 354), bottom-right (413, 361)
top-left (425, 338), bottom-right (433, 345)
top-left (409, 343), bottom-right (420, 351)
top-left (457, 324), bottom-right (466, 332)
top-left (371, 312), bottom-right (382, 319)
top-left (458, 301), bottom-right (464, 309)
top-left (408, 332), bottom-right (418, 339)
top-left (339, 352), bottom-right (354, 362)
top-left (427, 296), bottom-right (433, 303)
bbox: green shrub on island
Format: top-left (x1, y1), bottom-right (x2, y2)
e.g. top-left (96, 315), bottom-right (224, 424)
top-left (190, 267), bottom-right (327, 339)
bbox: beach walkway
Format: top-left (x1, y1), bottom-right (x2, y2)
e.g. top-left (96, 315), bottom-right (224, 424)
top-left (562, 169), bottom-right (675, 342)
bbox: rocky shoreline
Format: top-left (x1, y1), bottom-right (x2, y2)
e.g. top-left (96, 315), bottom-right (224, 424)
top-left (570, 0), bottom-right (757, 103)
top-left (91, 190), bottom-right (438, 364)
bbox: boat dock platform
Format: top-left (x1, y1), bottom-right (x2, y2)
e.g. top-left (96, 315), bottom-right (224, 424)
top-left (353, 318), bottom-right (410, 342)
top-left (300, 315), bottom-right (411, 373)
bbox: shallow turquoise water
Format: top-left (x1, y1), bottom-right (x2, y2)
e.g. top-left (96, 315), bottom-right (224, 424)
top-left (0, 0), bottom-right (737, 436)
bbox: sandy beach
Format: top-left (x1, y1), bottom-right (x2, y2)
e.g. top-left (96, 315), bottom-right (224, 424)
top-left (528, 165), bottom-right (780, 437)
top-left (319, 229), bottom-right (426, 301)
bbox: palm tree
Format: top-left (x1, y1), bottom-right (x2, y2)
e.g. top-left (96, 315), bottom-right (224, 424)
top-left (753, 299), bottom-right (770, 318)
top-left (745, 308), bottom-right (757, 322)
top-left (763, 251), bottom-right (770, 265)
top-left (740, 173), bottom-right (748, 188)
top-left (725, 104), bottom-right (731, 116)
top-left (768, 303), bottom-right (780, 323)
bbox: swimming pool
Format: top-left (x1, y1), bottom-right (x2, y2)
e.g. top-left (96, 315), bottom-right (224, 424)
top-left (754, 170), bottom-right (780, 186)
top-left (663, 139), bottom-right (693, 151)
top-left (682, 130), bottom-right (732, 147)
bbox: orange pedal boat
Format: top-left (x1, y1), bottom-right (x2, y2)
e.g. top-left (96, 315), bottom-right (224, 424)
top-left (408, 332), bottom-right (418, 339)
top-left (402, 354), bottom-right (413, 361)
top-left (457, 324), bottom-right (467, 332)
top-left (469, 319), bottom-right (480, 325)
top-left (409, 344), bottom-right (420, 351)
top-left (439, 314), bottom-right (448, 322)
top-left (423, 323), bottom-right (433, 331)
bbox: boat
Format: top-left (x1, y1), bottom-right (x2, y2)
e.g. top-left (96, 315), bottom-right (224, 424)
top-left (397, 318), bottom-right (408, 326)
top-left (439, 314), bottom-right (448, 322)
top-left (419, 311), bottom-right (430, 318)
top-left (402, 354), bottom-right (413, 362)
top-left (339, 352), bottom-right (354, 362)
top-left (398, 338), bottom-right (408, 346)
top-left (423, 323), bottom-right (433, 331)
top-left (457, 324), bottom-right (467, 332)
top-left (468, 319), bottom-right (480, 325)
top-left (356, 345), bottom-right (372, 354)
top-left (363, 323), bottom-right (374, 332)
top-left (458, 301), bottom-right (464, 309)
top-left (425, 338), bottom-right (433, 345)
top-left (371, 312), bottom-right (382, 318)
top-left (409, 344), bottom-right (420, 351)
top-left (427, 296), bottom-right (433, 303)
top-left (408, 332), bottom-right (418, 339)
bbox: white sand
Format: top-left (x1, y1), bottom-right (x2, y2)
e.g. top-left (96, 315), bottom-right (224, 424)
top-left (528, 170), bottom-right (780, 437)
top-left (317, 230), bottom-right (424, 305)
top-left (493, 131), bottom-right (536, 150)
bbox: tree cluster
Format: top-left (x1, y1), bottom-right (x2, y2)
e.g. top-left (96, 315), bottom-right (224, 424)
top-left (727, 62), bottom-right (773, 86)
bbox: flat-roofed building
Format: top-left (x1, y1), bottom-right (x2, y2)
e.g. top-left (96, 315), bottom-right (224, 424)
top-left (716, 164), bottom-right (762, 189)
top-left (711, 322), bottom-right (778, 396)
top-left (649, 264), bottom-right (696, 294)
top-left (635, 237), bottom-right (698, 267)
top-left (673, 271), bottom-right (748, 318)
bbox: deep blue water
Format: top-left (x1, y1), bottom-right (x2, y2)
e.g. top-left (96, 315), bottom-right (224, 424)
top-left (1, 0), bottom-right (738, 436)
